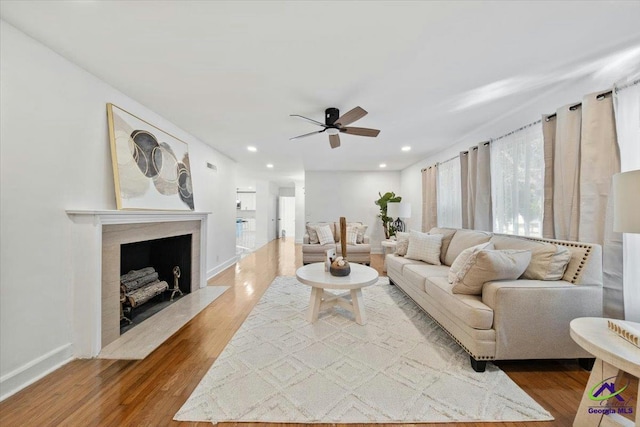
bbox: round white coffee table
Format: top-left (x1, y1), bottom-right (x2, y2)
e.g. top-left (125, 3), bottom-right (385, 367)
top-left (296, 262), bottom-right (379, 325)
top-left (570, 317), bottom-right (640, 427)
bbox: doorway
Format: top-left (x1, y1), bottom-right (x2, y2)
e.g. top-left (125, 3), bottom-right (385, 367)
top-left (277, 196), bottom-right (296, 240)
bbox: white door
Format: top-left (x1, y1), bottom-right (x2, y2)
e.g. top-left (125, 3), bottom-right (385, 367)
top-left (278, 196), bottom-right (296, 239)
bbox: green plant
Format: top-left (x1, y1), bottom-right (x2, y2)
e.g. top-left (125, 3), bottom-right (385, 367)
top-left (375, 191), bottom-right (402, 239)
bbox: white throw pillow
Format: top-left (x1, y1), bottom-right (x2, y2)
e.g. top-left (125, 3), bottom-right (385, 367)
top-left (316, 225), bottom-right (334, 245)
top-left (395, 232), bottom-right (410, 256)
top-left (356, 225), bottom-right (368, 244)
top-left (448, 242), bottom-right (495, 285)
top-left (450, 248), bottom-right (531, 295)
top-left (306, 225), bottom-right (319, 244)
top-left (345, 226), bottom-right (358, 245)
top-left (405, 231), bottom-right (443, 265)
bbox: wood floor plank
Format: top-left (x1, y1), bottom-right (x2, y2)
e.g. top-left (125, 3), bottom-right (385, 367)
top-left (1, 238), bottom-right (630, 427)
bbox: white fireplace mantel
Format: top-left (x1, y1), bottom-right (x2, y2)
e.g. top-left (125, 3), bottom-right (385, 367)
top-left (66, 209), bottom-right (210, 357)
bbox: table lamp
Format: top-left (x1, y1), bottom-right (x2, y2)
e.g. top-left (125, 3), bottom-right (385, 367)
top-left (610, 169), bottom-right (640, 346)
top-left (387, 202), bottom-right (411, 233)
top-left (613, 170), bottom-right (640, 233)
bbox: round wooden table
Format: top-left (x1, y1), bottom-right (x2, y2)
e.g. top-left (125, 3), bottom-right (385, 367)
top-left (570, 317), bottom-right (640, 427)
top-left (296, 262), bottom-right (379, 325)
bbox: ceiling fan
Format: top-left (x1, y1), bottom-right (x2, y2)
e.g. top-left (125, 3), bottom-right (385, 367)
top-left (289, 106), bottom-right (380, 149)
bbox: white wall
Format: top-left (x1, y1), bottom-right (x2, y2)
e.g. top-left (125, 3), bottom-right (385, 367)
top-left (295, 180), bottom-right (306, 243)
top-left (0, 21), bottom-right (237, 400)
top-left (305, 171), bottom-right (401, 252)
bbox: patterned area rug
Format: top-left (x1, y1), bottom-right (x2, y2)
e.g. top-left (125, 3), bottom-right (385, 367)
top-left (175, 276), bottom-right (553, 423)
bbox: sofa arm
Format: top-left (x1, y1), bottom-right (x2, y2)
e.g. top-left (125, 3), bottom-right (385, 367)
top-left (303, 234), bottom-right (310, 244)
top-left (482, 280), bottom-right (602, 360)
top-left (363, 236), bottom-right (370, 244)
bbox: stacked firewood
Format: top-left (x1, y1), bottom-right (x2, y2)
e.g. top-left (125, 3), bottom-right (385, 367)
top-left (120, 267), bottom-right (169, 309)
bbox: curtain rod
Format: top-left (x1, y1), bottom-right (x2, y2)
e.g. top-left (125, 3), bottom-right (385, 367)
top-left (419, 81), bottom-right (636, 172)
top-left (491, 120), bottom-right (541, 142)
top-left (615, 78), bottom-right (640, 92)
top-left (544, 89), bottom-right (613, 121)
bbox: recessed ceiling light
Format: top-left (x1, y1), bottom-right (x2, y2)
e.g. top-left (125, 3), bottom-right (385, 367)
top-left (379, 163), bottom-right (387, 168)
top-left (247, 146), bottom-right (257, 152)
top-left (266, 164), bottom-right (274, 168)
top-left (401, 146), bottom-right (411, 152)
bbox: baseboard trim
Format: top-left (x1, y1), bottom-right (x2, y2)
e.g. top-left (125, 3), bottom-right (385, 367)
top-left (207, 255), bottom-right (239, 280)
top-left (0, 343), bottom-right (74, 402)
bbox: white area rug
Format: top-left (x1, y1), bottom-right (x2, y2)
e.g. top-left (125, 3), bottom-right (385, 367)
top-left (175, 277), bottom-right (553, 423)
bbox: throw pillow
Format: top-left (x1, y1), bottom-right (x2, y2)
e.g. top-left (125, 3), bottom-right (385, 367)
top-left (356, 225), bottom-right (368, 244)
top-left (448, 242), bottom-right (495, 284)
top-left (345, 226), bottom-right (358, 245)
top-left (395, 232), bottom-right (409, 256)
top-left (306, 225), bottom-right (319, 244)
top-left (489, 235), bottom-right (573, 281)
top-left (316, 224), bottom-right (334, 246)
top-left (405, 231), bottom-right (443, 265)
top-left (451, 249), bottom-right (532, 295)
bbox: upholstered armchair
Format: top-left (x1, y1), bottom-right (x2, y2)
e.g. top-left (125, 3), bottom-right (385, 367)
top-left (302, 221), bottom-right (371, 265)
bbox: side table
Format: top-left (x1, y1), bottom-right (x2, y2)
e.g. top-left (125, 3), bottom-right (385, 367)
top-left (380, 240), bottom-right (397, 272)
top-left (570, 317), bottom-right (640, 427)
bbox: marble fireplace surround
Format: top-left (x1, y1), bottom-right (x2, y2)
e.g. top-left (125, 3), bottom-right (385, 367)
top-left (67, 210), bottom-right (209, 358)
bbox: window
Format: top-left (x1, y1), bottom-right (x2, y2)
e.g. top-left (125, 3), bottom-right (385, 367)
top-left (490, 123), bottom-right (544, 236)
top-left (437, 157), bottom-right (462, 228)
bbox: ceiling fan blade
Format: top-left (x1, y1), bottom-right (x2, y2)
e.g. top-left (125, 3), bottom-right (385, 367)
top-left (329, 134), bottom-right (341, 149)
top-left (340, 127), bottom-right (380, 137)
top-left (290, 114), bottom-right (327, 128)
top-left (289, 130), bottom-right (325, 140)
top-left (335, 106), bottom-right (367, 126)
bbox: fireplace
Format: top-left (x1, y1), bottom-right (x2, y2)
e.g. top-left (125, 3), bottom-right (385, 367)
top-left (119, 234), bottom-right (192, 333)
top-left (66, 210), bottom-right (209, 357)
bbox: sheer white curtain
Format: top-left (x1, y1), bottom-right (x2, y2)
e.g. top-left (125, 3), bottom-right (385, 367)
top-left (491, 123), bottom-right (544, 236)
top-left (613, 80), bottom-right (640, 322)
top-left (437, 157), bottom-right (462, 228)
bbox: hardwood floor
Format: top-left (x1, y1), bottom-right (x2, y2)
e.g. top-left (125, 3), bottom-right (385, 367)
top-left (0, 238), bottom-right (636, 426)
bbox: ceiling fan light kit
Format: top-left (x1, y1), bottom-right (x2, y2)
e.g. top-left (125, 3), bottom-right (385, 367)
top-left (290, 106), bottom-right (381, 149)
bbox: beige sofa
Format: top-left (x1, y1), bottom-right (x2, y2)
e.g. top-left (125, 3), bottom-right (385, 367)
top-left (386, 227), bottom-right (603, 372)
top-left (302, 222), bottom-right (371, 265)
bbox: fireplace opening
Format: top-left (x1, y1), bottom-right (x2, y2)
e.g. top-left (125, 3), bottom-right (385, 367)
top-left (120, 234), bottom-right (192, 334)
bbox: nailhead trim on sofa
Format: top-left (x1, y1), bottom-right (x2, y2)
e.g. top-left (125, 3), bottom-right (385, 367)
top-left (391, 279), bottom-right (495, 361)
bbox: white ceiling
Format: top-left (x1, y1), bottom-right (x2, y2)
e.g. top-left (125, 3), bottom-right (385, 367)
top-left (2, 1), bottom-right (640, 186)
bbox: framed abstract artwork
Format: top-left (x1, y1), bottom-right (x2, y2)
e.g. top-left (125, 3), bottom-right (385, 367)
top-left (106, 104), bottom-right (195, 210)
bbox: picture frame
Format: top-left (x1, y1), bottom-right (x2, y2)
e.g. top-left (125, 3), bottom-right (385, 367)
top-left (106, 103), bottom-right (195, 211)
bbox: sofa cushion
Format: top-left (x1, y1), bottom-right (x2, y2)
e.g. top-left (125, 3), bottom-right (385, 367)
top-left (451, 249), bottom-right (532, 295)
top-left (428, 227), bottom-right (458, 264)
top-left (403, 263), bottom-right (449, 279)
top-left (425, 276), bottom-right (494, 330)
top-left (395, 232), bottom-right (410, 256)
top-left (386, 254), bottom-right (422, 275)
top-left (316, 225), bottom-right (335, 245)
top-left (444, 229), bottom-right (493, 266)
top-left (301, 242), bottom-right (336, 254)
top-left (405, 231), bottom-right (442, 265)
top-left (337, 243), bottom-right (371, 255)
top-left (490, 235), bottom-right (571, 280)
top-left (345, 226), bottom-right (358, 245)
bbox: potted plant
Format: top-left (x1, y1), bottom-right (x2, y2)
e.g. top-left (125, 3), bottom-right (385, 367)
top-left (375, 191), bottom-right (402, 239)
